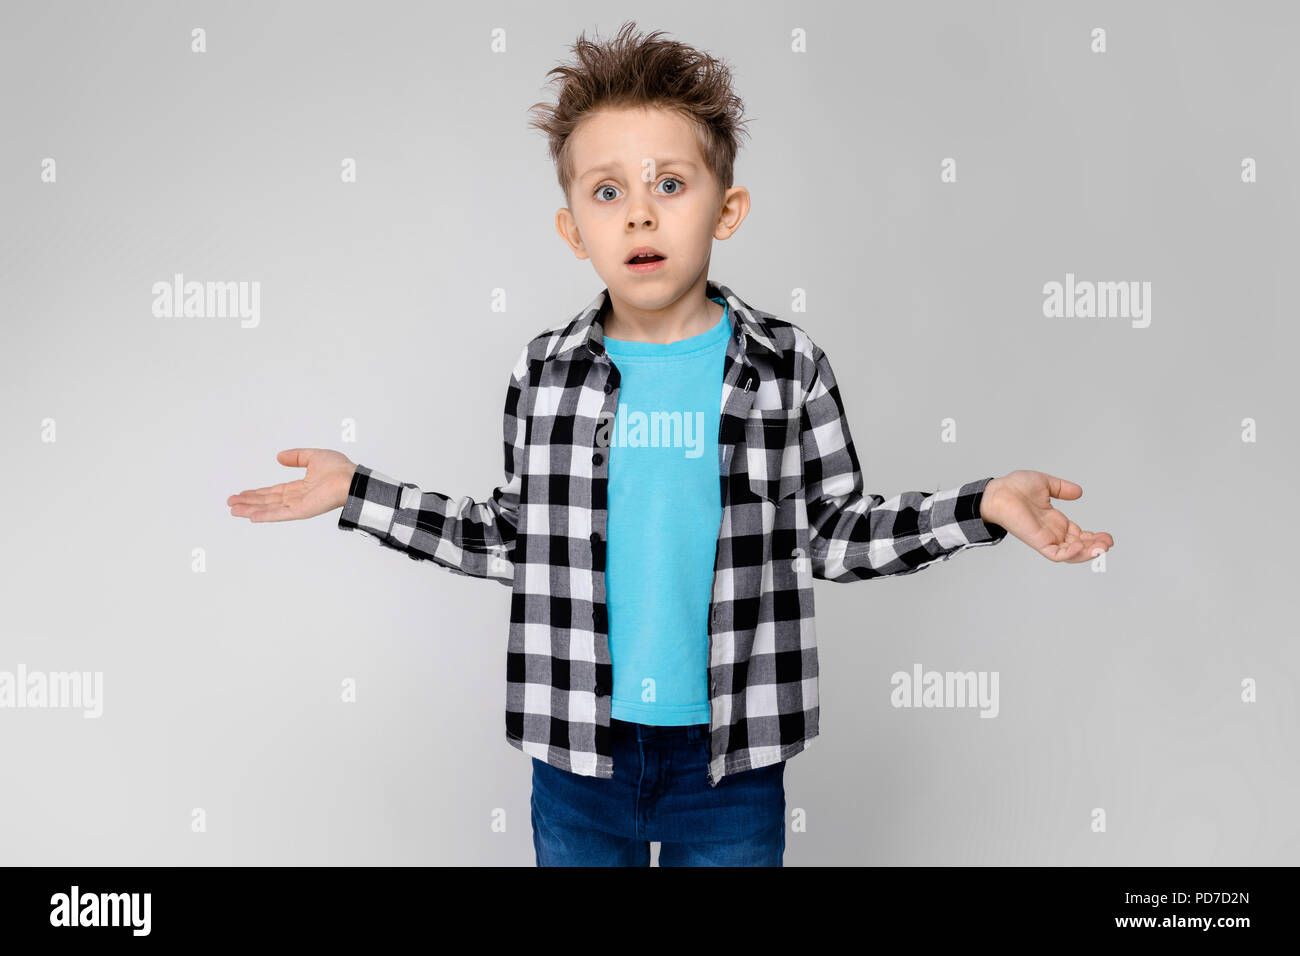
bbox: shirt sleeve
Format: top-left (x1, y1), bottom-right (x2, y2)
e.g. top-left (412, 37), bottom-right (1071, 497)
top-left (336, 344), bottom-right (530, 587)
top-left (799, 344), bottom-right (1008, 582)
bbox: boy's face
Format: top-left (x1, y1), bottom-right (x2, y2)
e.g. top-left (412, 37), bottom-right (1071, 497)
top-left (555, 104), bottom-right (749, 310)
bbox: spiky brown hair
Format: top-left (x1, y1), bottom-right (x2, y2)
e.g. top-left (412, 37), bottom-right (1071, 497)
top-left (527, 21), bottom-right (751, 205)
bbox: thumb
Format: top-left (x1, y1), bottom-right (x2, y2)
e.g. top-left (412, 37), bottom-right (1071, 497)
top-left (276, 448), bottom-right (313, 470)
top-left (1048, 474), bottom-right (1083, 500)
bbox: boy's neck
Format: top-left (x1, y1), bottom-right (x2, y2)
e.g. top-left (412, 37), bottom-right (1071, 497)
top-left (602, 282), bottom-right (725, 345)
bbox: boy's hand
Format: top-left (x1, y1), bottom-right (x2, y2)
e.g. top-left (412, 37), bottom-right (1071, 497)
top-left (227, 448), bottom-right (357, 522)
top-left (979, 471), bottom-right (1113, 563)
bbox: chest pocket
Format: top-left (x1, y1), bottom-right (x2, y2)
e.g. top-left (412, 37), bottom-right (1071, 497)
top-left (744, 407), bottom-right (803, 501)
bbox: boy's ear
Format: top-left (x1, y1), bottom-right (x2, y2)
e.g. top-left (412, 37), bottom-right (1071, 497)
top-left (555, 207), bottom-right (589, 260)
top-left (714, 186), bottom-right (751, 241)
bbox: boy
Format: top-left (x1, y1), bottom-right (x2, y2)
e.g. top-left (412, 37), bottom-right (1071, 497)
top-left (227, 22), bottom-right (1113, 866)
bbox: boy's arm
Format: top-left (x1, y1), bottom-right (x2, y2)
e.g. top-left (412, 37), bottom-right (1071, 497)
top-left (799, 344), bottom-right (1008, 582)
top-left (337, 345), bottom-right (530, 587)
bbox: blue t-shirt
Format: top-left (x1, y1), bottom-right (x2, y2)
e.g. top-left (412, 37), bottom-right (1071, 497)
top-left (601, 296), bottom-right (730, 725)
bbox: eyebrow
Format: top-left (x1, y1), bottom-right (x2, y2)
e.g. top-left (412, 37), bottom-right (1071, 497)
top-left (579, 158), bottom-right (700, 182)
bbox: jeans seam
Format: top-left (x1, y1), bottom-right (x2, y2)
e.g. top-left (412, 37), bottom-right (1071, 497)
top-left (635, 733), bottom-right (646, 840)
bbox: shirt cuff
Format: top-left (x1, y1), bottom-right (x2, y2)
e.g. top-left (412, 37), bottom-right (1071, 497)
top-left (927, 476), bottom-right (1009, 549)
top-left (337, 464), bottom-right (396, 540)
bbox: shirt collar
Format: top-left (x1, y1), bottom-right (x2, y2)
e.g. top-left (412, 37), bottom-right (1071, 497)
top-left (552, 278), bottom-right (780, 360)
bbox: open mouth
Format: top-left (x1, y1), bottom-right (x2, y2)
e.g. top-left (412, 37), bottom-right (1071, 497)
top-left (626, 247), bottom-right (667, 265)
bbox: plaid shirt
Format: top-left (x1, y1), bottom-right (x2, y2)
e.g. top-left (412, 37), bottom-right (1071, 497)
top-left (338, 278), bottom-right (1009, 787)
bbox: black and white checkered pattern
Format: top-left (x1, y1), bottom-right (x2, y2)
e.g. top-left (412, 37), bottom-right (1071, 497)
top-left (338, 279), bottom-right (1009, 786)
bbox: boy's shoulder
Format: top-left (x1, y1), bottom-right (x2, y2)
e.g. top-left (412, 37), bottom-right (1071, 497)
top-left (510, 280), bottom-right (829, 387)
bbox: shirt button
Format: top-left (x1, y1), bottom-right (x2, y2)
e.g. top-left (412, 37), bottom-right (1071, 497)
top-left (603, 382), bottom-right (613, 394)
top-left (592, 452), bottom-right (603, 465)
top-left (590, 532), bottom-right (601, 544)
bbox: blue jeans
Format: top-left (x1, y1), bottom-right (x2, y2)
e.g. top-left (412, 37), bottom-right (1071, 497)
top-left (530, 717), bottom-right (786, 866)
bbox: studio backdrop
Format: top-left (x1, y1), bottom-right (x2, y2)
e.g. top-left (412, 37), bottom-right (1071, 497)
top-left (1, 0), bottom-right (1296, 865)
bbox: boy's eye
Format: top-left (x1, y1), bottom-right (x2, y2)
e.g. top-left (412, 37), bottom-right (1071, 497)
top-left (593, 177), bottom-right (685, 202)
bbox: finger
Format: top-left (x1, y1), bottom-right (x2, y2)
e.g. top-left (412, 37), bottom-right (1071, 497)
top-left (1042, 537), bottom-right (1083, 562)
top-left (230, 499), bottom-right (290, 519)
top-left (1047, 475), bottom-right (1083, 501)
top-left (244, 504), bottom-right (295, 522)
top-left (229, 486), bottom-right (281, 500)
top-left (227, 488), bottom-right (283, 506)
top-left (1039, 540), bottom-right (1068, 561)
top-left (277, 448), bottom-right (313, 469)
top-left (1071, 533), bottom-right (1112, 561)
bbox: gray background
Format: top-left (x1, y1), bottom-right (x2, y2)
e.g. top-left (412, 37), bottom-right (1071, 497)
top-left (2, 0), bottom-right (1296, 865)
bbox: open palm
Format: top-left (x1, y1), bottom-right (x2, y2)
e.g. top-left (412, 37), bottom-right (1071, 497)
top-left (983, 470), bottom-right (1114, 563)
top-left (227, 448), bottom-right (357, 522)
